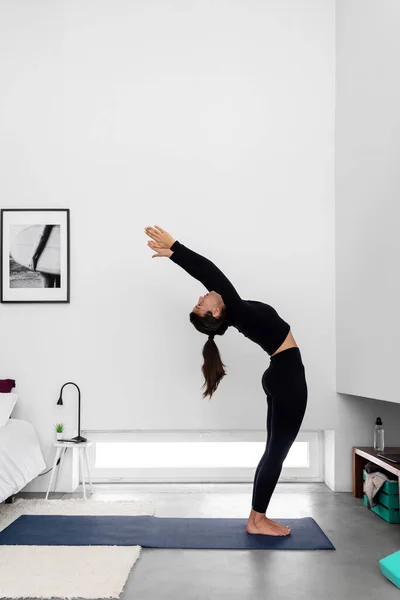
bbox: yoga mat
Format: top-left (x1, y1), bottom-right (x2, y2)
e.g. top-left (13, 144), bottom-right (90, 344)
top-left (0, 515), bottom-right (335, 550)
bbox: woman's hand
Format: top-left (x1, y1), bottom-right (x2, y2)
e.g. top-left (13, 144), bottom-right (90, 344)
top-left (144, 225), bottom-right (175, 258)
top-left (147, 242), bottom-right (172, 258)
top-left (145, 225), bottom-right (175, 249)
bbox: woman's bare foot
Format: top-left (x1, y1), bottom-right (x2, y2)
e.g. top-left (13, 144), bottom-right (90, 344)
top-left (246, 509), bottom-right (291, 536)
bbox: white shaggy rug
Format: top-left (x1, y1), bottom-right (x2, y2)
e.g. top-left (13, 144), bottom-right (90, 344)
top-left (0, 545), bottom-right (141, 599)
top-left (0, 498), bottom-right (155, 598)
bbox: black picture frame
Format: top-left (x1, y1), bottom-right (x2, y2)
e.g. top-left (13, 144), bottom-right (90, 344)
top-left (1, 208), bottom-right (70, 303)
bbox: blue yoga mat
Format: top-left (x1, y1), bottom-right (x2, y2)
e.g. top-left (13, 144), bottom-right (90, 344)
top-left (0, 515), bottom-right (335, 550)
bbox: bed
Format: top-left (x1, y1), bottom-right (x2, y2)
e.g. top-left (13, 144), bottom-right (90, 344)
top-left (0, 418), bottom-right (46, 503)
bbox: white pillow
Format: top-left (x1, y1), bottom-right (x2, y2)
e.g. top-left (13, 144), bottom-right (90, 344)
top-left (0, 392), bottom-right (18, 427)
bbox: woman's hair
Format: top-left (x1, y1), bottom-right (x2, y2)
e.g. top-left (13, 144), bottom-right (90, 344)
top-left (189, 310), bottom-right (229, 399)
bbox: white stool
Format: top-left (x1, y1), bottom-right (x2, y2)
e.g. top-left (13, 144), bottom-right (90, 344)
top-left (45, 440), bottom-right (93, 500)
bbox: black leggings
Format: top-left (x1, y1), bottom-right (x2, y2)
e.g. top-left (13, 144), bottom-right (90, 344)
top-left (251, 347), bottom-right (308, 514)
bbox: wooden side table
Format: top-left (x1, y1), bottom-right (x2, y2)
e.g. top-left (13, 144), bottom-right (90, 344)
top-left (45, 440), bottom-right (93, 500)
top-left (352, 447), bottom-right (400, 502)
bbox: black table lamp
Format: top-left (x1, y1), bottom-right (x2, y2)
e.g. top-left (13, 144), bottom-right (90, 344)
top-left (57, 381), bottom-right (87, 443)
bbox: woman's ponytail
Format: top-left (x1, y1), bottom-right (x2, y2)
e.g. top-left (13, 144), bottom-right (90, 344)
top-left (189, 310), bottom-right (229, 399)
top-left (201, 336), bottom-right (226, 399)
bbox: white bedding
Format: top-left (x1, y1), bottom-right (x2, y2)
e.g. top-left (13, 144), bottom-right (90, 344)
top-left (0, 418), bottom-right (46, 503)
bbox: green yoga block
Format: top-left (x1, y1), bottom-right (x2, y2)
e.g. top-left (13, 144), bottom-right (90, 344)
top-left (379, 491), bottom-right (400, 510)
top-left (363, 495), bottom-right (400, 523)
top-left (380, 550), bottom-right (400, 589)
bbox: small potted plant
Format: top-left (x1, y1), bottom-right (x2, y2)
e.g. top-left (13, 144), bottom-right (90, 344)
top-left (55, 423), bottom-right (65, 441)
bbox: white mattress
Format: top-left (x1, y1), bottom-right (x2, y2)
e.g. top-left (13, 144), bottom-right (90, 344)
top-left (0, 418), bottom-right (46, 503)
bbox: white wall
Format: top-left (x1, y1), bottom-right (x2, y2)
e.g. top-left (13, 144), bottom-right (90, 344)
top-left (334, 0), bottom-right (400, 490)
top-left (335, 0), bottom-right (400, 403)
top-left (1, 0), bottom-right (397, 494)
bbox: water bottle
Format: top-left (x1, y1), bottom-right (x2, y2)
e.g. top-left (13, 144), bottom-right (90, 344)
top-left (374, 417), bottom-right (385, 452)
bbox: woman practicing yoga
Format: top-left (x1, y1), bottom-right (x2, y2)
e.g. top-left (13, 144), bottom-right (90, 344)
top-left (144, 225), bottom-right (308, 537)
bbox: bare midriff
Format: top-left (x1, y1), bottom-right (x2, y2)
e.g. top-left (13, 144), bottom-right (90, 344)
top-left (270, 330), bottom-right (298, 356)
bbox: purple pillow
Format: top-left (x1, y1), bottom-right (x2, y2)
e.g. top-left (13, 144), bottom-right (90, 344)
top-left (0, 379), bottom-right (16, 393)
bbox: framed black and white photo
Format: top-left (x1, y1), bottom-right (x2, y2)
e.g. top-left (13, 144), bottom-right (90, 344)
top-left (1, 209), bottom-right (70, 303)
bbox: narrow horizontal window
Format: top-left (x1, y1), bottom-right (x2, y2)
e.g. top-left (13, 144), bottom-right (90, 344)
top-left (84, 431), bottom-right (322, 482)
top-left (95, 441), bottom-right (309, 469)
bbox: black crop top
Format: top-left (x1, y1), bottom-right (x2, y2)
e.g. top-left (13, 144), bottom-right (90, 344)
top-left (169, 240), bottom-right (291, 356)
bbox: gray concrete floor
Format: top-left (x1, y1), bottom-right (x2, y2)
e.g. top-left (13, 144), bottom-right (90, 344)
top-left (13, 482), bottom-right (400, 599)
